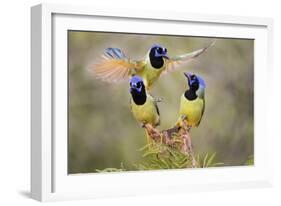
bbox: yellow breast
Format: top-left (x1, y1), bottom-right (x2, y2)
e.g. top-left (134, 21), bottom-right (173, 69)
top-left (131, 95), bottom-right (160, 127)
top-left (179, 94), bottom-right (204, 127)
top-left (136, 58), bottom-right (167, 90)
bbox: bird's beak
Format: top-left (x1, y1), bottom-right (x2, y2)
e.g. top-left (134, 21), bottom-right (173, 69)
top-left (162, 55), bottom-right (169, 59)
top-left (184, 72), bottom-right (193, 87)
top-left (184, 72), bottom-right (192, 82)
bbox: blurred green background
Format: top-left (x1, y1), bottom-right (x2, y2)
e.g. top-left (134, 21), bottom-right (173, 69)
top-left (68, 31), bottom-right (254, 174)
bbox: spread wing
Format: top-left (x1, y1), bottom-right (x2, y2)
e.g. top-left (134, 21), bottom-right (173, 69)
top-left (162, 41), bottom-right (216, 75)
top-left (91, 48), bottom-right (145, 82)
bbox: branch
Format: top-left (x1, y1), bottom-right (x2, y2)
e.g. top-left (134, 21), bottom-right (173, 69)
top-left (144, 120), bottom-right (197, 167)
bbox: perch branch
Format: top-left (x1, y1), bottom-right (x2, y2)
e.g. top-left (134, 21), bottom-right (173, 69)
top-left (144, 117), bottom-right (197, 167)
top-left (180, 119), bottom-right (197, 167)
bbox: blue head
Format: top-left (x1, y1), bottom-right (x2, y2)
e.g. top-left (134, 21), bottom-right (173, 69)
top-left (130, 75), bottom-right (145, 94)
top-left (150, 44), bottom-right (169, 59)
top-left (184, 72), bottom-right (206, 91)
top-left (149, 44), bottom-right (169, 59)
top-left (130, 76), bottom-right (147, 105)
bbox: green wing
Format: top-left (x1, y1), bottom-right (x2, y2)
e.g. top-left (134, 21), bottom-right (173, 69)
top-left (162, 41), bottom-right (216, 75)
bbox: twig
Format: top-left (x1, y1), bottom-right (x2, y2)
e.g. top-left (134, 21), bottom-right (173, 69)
top-left (180, 119), bottom-right (197, 167)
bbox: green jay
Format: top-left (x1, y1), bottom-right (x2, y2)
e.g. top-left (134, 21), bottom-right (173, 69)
top-left (174, 72), bottom-right (205, 166)
top-left (129, 75), bottom-right (161, 144)
top-left (176, 72), bottom-right (205, 129)
top-left (92, 42), bottom-right (214, 91)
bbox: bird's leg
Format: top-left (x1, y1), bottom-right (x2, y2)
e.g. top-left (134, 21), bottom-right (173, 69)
top-left (181, 119), bottom-right (197, 168)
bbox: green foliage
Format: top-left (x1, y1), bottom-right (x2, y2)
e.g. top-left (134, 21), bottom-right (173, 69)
top-left (96, 143), bottom-right (224, 172)
top-left (136, 143), bottom-right (224, 170)
top-left (196, 153), bottom-right (224, 168)
top-left (135, 143), bottom-right (194, 170)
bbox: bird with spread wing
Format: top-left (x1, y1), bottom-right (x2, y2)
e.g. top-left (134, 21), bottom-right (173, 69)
top-left (91, 41), bottom-right (215, 91)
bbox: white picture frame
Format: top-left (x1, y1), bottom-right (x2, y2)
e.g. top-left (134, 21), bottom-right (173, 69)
top-left (31, 3), bottom-right (274, 202)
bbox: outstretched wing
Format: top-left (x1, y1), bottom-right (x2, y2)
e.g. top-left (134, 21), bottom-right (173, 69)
top-left (162, 41), bottom-right (216, 75)
top-left (92, 48), bottom-right (144, 82)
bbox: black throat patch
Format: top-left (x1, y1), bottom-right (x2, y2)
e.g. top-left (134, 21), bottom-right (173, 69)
top-left (131, 89), bottom-right (147, 105)
top-left (184, 89), bottom-right (198, 101)
top-left (149, 52), bottom-right (164, 69)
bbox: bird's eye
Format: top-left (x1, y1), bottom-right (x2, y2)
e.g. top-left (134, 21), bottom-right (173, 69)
top-left (157, 47), bottom-right (163, 53)
top-left (136, 82), bottom-right (141, 88)
top-left (164, 48), bottom-right (167, 53)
